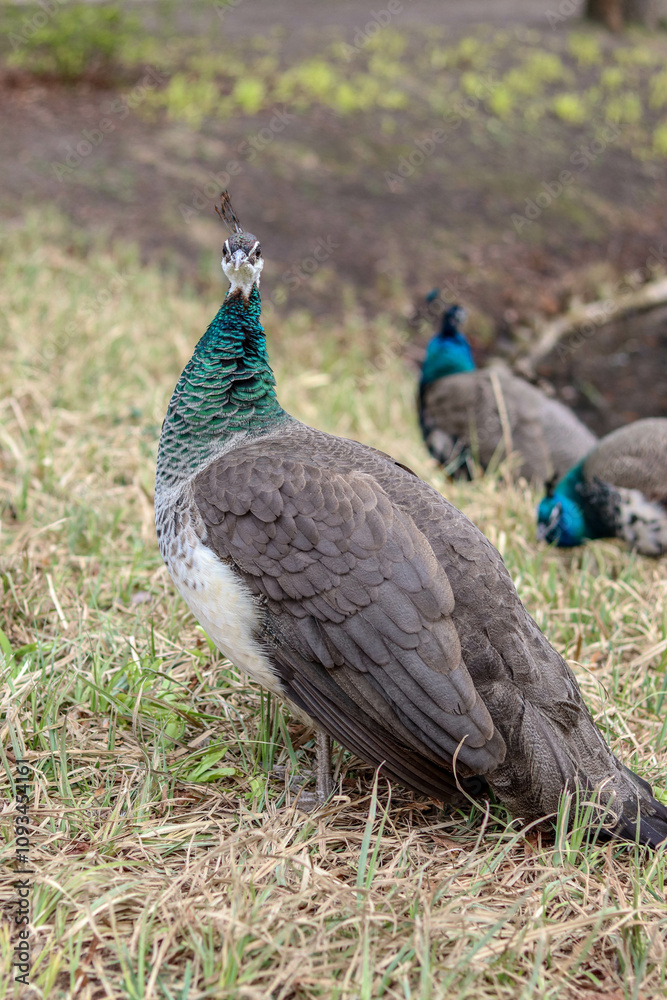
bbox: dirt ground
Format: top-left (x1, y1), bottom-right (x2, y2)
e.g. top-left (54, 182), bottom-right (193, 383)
top-left (2, 0), bottom-right (666, 433)
top-left (537, 303), bottom-right (667, 434)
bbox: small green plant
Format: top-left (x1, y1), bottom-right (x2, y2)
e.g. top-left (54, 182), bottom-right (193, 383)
top-left (158, 73), bottom-right (221, 127)
top-left (7, 3), bottom-right (139, 81)
top-left (232, 77), bottom-right (266, 115)
top-left (615, 45), bottom-right (660, 67)
top-left (522, 50), bottom-right (568, 84)
top-left (452, 36), bottom-right (488, 69)
top-left (552, 92), bottom-right (588, 124)
top-left (428, 44), bottom-right (451, 71)
top-left (365, 27), bottom-right (406, 60)
top-left (175, 742), bottom-right (237, 783)
top-left (278, 57), bottom-right (338, 104)
top-left (552, 788), bottom-right (613, 866)
top-left (649, 71), bottom-right (667, 110)
top-left (605, 92), bottom-right (643, 125)
top-left (460, 71), bottom-right (488, 98)
top-left (600, 66), bottom-right (624, 90)
top-left (488, 84), bottom-right (515, 118)
top-left (653, 122), bottom-right (667, 156)
top-left (504, 66), bottom-right (542, 97)
top-left (567, 33), bottom-right (602, 67)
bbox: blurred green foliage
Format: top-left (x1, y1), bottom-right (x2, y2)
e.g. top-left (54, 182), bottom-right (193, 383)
top-left (553, 93), bottom-right (589, 124)
top-left (653, 122), bottom-right (667, 155)
top-left (605, 92), bottom-right (643, 124)
top-left (3, 10), bottom-right (667, 163)
top-left (6, 2), bottom-right (139, 81)
top-left (567, 33), bottom-right (602, 67)
top-left (600, 66), bottom-right (624, 90)
top-left (649, 71), bottom-right (667, 110)
top-left (137, 24), bottom-right (667, 162)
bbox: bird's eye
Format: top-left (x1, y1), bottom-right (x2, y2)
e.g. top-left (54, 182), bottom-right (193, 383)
top-left (255, 249), bottom-right (261, 259)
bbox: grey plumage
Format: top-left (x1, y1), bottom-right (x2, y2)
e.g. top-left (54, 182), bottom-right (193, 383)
top-left (156, 218), bottom-right (666, 846)
top-left (186, 421), bottom-right (666, 843)
top-left (421, 366), bottom-right (598, 483)
top-left (554, 417), bottom-right (667, 554)
top-left (583, 418), bottom-right (667, 503)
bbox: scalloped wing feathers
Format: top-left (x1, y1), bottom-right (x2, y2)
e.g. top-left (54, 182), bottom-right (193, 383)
top-left (194, 437), bottom-right (504, 783)
top-left (189, 423), bottom-right (667, 840)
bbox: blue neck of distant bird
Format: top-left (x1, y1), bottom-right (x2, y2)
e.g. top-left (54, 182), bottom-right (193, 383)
top-left (553, 461), bottom-right (585, 504)
top-left (420, 329), bottom-right (476, 389)
top-left (553, 461), bottom-right (609, 540)
top-left (156, 284), bottom-right (287, 489)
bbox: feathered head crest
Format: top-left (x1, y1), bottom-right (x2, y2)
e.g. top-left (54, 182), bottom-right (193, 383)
top-left (544, 473), bottom-right (558, 498)
top-left (216, 190), bottom-right (244, 233)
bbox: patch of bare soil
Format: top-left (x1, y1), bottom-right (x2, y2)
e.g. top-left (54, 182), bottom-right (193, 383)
top-left (536, 304), bottom-right (667, 435)
top-left (2, 0), bottom-right (666, 433)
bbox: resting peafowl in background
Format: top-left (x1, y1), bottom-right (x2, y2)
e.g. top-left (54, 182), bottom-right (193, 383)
top-left (538, 418), bottom-right (667, 555)
top-left (154, 193), bottom-right (667, 846)
top-left (418, 301), bottom-right (597, 483)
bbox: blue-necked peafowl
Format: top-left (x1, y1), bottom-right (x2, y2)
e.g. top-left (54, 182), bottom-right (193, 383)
top-left (538, 418), bottom-right (667, 555)
top-left (154, 194), bottom-right (666, 845)
top-left (419, 302), bottom-right (597, 483)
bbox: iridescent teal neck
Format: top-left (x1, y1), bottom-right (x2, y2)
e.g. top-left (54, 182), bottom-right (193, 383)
top-left (156, 284), bottom-right (286, 489)
top-left (538, 459), bottom-right (606, 545)
top-left (553, 461), bottom-right (585, 503)
top-left (420, 331), bottom-right (476, 388)
top-left (554, 460), bottom-right (611, 540)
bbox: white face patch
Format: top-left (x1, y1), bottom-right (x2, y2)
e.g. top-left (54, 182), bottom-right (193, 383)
top-left (221, 239), bottom-right (264, 297)
top-left (616, 488), bottom-right (667, 556)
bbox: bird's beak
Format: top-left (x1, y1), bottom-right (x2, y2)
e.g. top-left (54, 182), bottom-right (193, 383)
top-left (231, 250), bottom-right (247, 270)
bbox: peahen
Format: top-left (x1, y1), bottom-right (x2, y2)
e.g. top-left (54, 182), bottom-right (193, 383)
top-left (538, 418), bottom-right (667, 555)
top-left (419, 302), bottom-right (597, 483)
top-left (154, 194), bottom-right (667, 846)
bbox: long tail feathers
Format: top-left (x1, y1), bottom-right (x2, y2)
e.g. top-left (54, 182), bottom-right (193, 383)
top-left (613, 775), bottom-right (667, 849)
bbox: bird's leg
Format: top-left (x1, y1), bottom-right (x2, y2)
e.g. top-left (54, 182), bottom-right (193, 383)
top-left (294, 732), bottom-right (334, 810)
top-left (273, 731), bottom-right (334, 810)
top-left (314, 731), bottom-right (333, 803)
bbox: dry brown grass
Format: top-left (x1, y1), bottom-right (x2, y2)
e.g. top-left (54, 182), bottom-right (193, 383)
top-left (1, 212), bottom-right (666, 999)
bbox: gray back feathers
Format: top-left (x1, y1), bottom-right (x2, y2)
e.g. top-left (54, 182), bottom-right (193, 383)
top-left (189, 419), bottom-right (667, 841)
top-left (421, 367), bottom-right (597, 482)
top-left (583, 418), bottom-right (667, 502)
